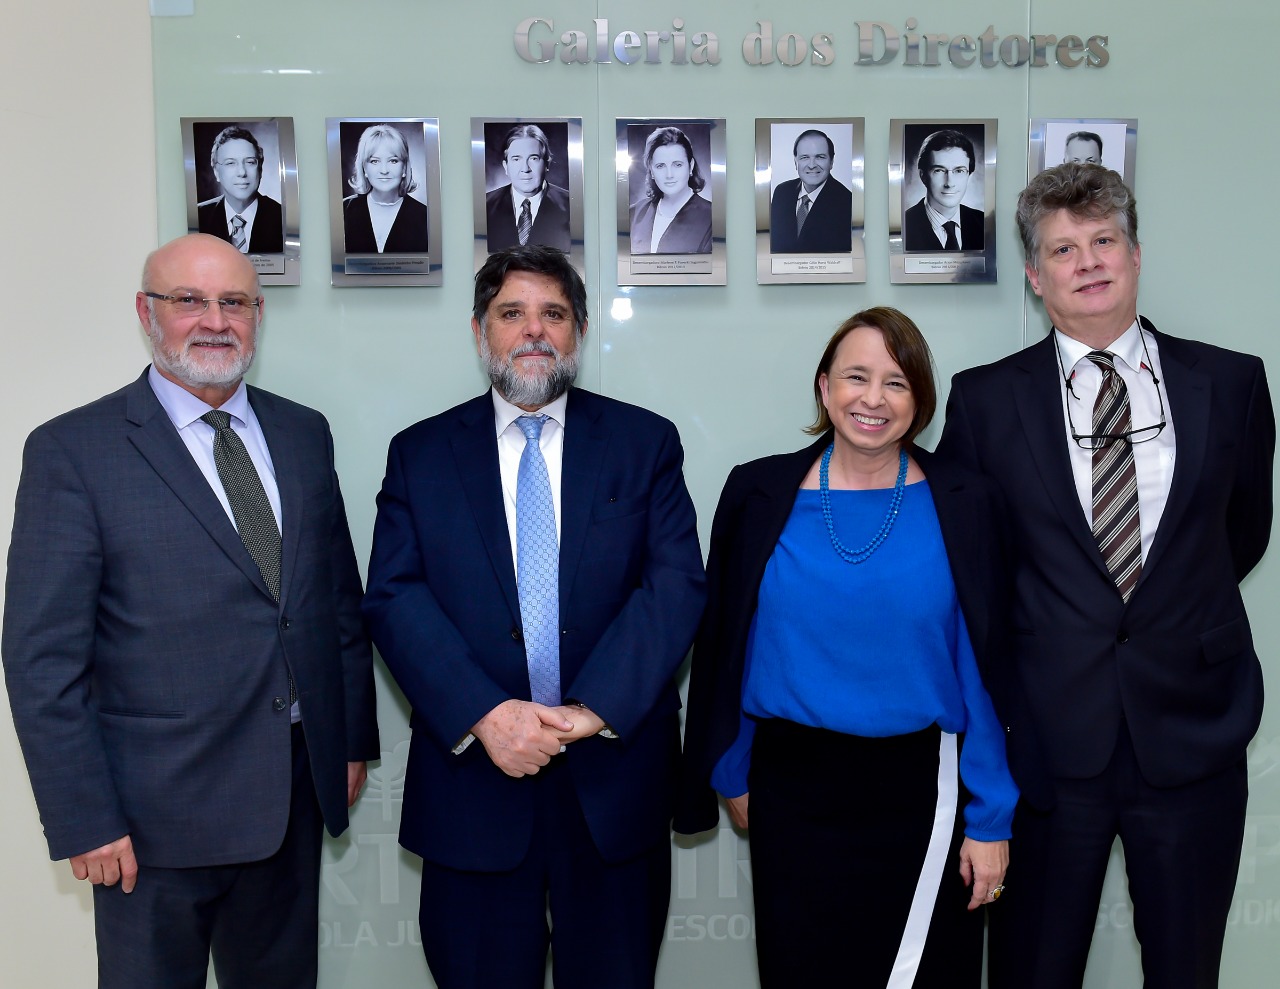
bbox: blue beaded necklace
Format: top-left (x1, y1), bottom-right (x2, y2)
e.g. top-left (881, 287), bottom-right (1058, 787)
top-left (819, 443), bottom-right (907, 564)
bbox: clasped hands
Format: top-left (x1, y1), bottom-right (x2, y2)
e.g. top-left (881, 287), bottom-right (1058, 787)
top-left (472, 698), bottom-right (606, 777)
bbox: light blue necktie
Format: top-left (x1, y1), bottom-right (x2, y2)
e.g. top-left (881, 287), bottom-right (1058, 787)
top-left (516, 414), bottom-right (560, 705)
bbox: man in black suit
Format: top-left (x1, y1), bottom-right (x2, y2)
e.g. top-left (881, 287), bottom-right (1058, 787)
top-left (196, 125), bottom-right (285, 255)
top-left (364, 246), bottom-right (704, 989)
top-left (485, 124), bottom-right (572, 254)
top-left (902, 129), bottom-right (984, 253)
top-left (2, 233), bottom-right (379, 988)
top-left (768, 128), bottom-right (852, 254)
top-left (937, 163), bottom-right (1274, 988)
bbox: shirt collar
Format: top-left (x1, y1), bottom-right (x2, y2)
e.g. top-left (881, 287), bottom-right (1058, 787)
top-left (490, 386), bottom-right (568, 437)
top-left (148, 364), bottom-right (250, 429)
top-left (1057, 318), bottom-right (1144, 376)
top-left (923, 196), bottom-right (958, 227)
top-left (797, 180), bottom-right (827, 203)
top-left (223, 195), bottom-right (259, 223)
top-left (509, 184), bottom-right (545, 212)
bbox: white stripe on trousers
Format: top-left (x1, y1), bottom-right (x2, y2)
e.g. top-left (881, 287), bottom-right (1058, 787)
top-left (886, 731), bottom-right (959, 988)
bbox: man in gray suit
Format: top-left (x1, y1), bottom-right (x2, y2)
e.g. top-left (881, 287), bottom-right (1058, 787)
top-left (2, 233), bottom-right (379, 989)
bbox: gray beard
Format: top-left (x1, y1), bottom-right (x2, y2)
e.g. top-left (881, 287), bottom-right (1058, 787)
top-left (148, 311), bottom-right (256, 390)
top-left (480, 332), bottom-right (580, 408)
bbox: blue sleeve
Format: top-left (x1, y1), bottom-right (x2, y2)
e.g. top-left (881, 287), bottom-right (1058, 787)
top-left (953, 608), bottom-right (1019, 840)
top-left (710, 709), bottom-right (756, 799)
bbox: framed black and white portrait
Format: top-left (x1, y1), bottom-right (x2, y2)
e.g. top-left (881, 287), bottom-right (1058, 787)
top-left (616, 118), bottom-right (726, 286)
top-left (326, 118), bottom-right (441, 287)
top-left (472, 117), bottom-right (583, 275)
top-left (756, 118), bottom-right (865, 285)
top-left (1029, 118), bottom-right (1137, 187)
top-left (183, 117), bottom-right (298, 285)
top-left (889, 118), bottom-right (996, 285)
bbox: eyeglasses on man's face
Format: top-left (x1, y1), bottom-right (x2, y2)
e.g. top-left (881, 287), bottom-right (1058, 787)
top-left (145, 292), bottom-right (261, 322)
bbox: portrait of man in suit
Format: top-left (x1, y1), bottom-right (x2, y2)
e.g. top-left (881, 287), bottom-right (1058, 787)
top-left (363, 245), bottom-right (705, 989)
top-left (902, 128), bottom-right (985, 253)
top-left (2, 233), bottom-right (380, 989)
top-left (484, 123), bottom-right (572, 254)
top-left (196, 124), bottom-right (286, 255)
top-left (937, 163), bottom-right (1274, 989)
top-left (769, 127), bottom-right (853, 255)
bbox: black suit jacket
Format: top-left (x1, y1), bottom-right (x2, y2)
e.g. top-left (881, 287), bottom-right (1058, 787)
top-left (2, 370), bottom-right (380, 866)
top-left (342, 194), bottom-right (429, 254)
top-left (675, 436), bottom-right (1012, 834)
top-left (937, 320), bottom-right (1274, 806)
top-left (769, 177), bottom-right (853, 254)
top-left (630, 195), bottom-right (713, 255)
top-left (485, 183), bottom-right (572, 253)
top-left (364, 388), bottom-right (705, 870)
top-left (903, 199), bottom-right (985, 253)
top-left (197, 194), bottom-right (285, 254)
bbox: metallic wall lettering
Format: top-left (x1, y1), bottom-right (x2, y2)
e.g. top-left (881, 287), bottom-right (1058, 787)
top-left (515, 17), bottom-right (720, 65)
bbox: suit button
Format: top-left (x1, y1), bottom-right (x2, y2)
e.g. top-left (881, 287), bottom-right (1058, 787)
top-left (510, 627), bottom-right (523, 643)
top-left (272, 697), bottom-right (287, 711)
top-left (1117, 631), bottom-right (1129, 644)
top-left (280, 617), bottom-right (292, 631)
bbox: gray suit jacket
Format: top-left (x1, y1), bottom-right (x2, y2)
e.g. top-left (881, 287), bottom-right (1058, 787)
top-left (2, 370), bottom-right (379, 867)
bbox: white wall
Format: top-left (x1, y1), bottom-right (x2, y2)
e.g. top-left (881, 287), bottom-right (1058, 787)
top-left (0, 4), bottom-right (156, 985)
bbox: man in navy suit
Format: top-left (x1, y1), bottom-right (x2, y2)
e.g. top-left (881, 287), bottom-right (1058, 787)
top-left (769, 128), bottom-right (852, 254)
top-left (2, 233), bottom-right (379, 988)
top-left (485, 124), bottom-right (572, 254)
top-left (364, 245), bottom-right (705, 989)
top-left (937, 163), bottom-right (1274, 988)
top-left (196, 125), bottom-right (285, 255)
top-left (902, 129), bottom-right (985, 253)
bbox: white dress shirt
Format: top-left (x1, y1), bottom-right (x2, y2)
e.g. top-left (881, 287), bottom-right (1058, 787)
top-left (1055, 319), bottom-right (1177, 564)
top-left (508, 184), bottom-right (546, 227)
top-left (492, 388), bottom-right (566, 571)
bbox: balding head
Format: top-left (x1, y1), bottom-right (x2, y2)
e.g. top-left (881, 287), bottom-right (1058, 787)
top-left (136, 234), bottom-right (264, 407)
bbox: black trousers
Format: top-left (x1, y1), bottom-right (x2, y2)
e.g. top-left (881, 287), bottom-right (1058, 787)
top-left (988, 724), bottom-right (1248, 989)
top-left (748, 719), bottom-right (983, 989)
top-left (417, 756), bottom-right (671, 989)
top-left (93, 724), bottom-right (324, 989)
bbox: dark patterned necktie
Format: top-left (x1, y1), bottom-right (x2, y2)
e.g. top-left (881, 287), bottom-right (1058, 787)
top-left (201, 410), bottom-right (281, 601)
top-left (517, 199), bottom-right (533, 246)
top-left (943, 220), bottom-right (959, 250)
top-left (230, 214), bottom-right (247, 253)
top-left (796, 194), bottom-right (811, 236)
top-left (1088, 352), bottom-right (1142, 601)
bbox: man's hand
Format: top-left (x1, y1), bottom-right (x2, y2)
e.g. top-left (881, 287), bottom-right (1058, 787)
top-left (70, 835), bottom-right (138, 894)
top-left (550, 704), bottom-right (606, 744)
top-left (472, 699), bottom-right (573, 777)
top-left (347, 761), bottom-right (368, 807)
top-left (958, 837), bottom-right (1009, 910)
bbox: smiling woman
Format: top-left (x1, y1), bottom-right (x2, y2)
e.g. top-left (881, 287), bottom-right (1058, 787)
top-left (342, 124), bottom-right (429, 255)
top-left (678, 306), bottom-right (1017, 988)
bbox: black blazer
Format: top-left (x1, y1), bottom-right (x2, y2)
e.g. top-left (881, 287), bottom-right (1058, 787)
top-left (675, 436), bottom-right (1012, 834)
top-left (342, 194), bottom-right (429, 254)
top-left (937, 319), bottom-right (1274, 806)
top-left (485, 182), bottom-right (572, 253)
top-left (197, 194), bottom-right (285, 254)
top-left (769, 177), bottom-right (853, 254)
top-left (902, 199), bottom-right (984, 253)
top-left (630, 195), bottom-right (713, 255)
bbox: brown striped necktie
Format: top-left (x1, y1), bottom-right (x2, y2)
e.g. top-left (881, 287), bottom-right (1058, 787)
top-left (1089, 351), bottom-right (1142, 601)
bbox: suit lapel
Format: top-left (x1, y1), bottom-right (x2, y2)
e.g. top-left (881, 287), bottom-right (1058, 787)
top-left (1139, 325), bottom-right (1209, 579)
top-left (450, 396), bottom-right (521, 621)
top-left (251, 388), bottom-right (300, 606)
top-left (738, 438), bottom-right (826, 595)
top-left (125, 374), bottom-right (276, 601)
top-left (559, 390), bottom-right (606, 602)
top-left (1012, 336), bottom-right (1111, 577)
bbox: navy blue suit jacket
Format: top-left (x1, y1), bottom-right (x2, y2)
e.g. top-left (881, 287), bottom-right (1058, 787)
top-left (2, 370), bottom-right (379, 866)
top-left (364, 388), bottom-right (705, 870)
top-left (937, 320), bottom-right (1274, 808)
